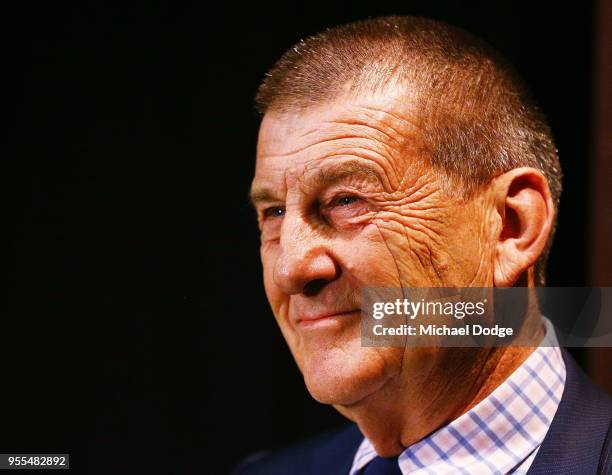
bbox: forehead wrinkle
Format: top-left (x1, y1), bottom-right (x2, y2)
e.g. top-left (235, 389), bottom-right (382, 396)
top-left (290, 149), bottom-right (400, 193)
top-left (353, 104), bottom-right (422, 133)
top-left (295, 159), bottom-right (385, 196)
top-left (320, 101), bottom-right (422, 188)
top-left (324, 119), bottom-right (403, 149)
top-left (258, 128), bottom-right (398, 161)
top-left (257, 97), bottom-right (425, 197)
top-left (314, 147), bottom-right (397, 167)
top-left (258, 96), bottom-right (419, 159)
top-left (318, 123), bottom-right (408, 185)
top-left (260, 130), bottom-right (405, 187)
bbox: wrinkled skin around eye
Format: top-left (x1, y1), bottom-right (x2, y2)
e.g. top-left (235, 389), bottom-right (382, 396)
top-left (252, 90), bottom-right (506, 455)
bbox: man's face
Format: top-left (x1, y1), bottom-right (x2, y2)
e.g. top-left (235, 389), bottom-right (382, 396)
top-left (251, 90), bottom-right (496, 406)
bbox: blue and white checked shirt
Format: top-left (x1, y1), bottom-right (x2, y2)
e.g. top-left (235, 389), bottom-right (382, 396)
top-left (349, 319), bottom-right (566, 475)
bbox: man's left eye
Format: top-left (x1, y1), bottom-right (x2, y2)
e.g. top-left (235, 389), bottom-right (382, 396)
top-left (321, 194), bottom-right (369, 225)
top-left (336, 196), bottom-right (360, 206)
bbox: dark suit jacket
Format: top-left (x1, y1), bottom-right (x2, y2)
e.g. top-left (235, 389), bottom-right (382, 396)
top-left (233, 349), bottom-right (611, 474)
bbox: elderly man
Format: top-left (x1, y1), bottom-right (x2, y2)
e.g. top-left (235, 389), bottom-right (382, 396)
top-left (238, 16), bottom-right (611, 475)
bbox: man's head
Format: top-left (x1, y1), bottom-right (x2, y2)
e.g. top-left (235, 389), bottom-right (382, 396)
top-left (250, 16), bottom-right (561, 431)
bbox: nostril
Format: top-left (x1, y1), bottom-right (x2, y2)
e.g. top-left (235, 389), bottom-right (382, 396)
top-left (303, 278), bottom-right (328, 296)
top-left (273, 247), bottom-right (339, 295)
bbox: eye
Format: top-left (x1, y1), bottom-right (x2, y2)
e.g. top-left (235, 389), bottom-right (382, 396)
top-left (263, 206), bottom-right (285, 219)
top-left (336, 195), bottom-right (360, 206)
top-left (320, 194), bottom-right (369, 226)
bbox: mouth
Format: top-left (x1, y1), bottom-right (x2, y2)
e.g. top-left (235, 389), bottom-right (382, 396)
top-left (296, 309), bottom-right (361, 329)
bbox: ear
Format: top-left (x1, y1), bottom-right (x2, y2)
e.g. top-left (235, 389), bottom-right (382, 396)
top-left (492, 167), bottom-right (556, 287)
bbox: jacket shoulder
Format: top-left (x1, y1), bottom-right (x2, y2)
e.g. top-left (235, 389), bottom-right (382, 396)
top-left (231, 424), bottom-right (363, 475)
top-left (528, 348), bottom-right (612, 474)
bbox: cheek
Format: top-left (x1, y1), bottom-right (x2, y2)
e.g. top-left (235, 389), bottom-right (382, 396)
top-left (372, 201), bottom-right (492, 286)
top-left (440, 207), bottom-right (494, 285)
top-left (334, 225), bottom-right (405, 288)
top-left (365, 205), bottom-right (455, 286)
top-left (369, 214), bottom-right (441, 284)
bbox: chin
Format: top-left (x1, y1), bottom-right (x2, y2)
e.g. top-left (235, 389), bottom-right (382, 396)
top-left (300, 345), bottom-right (400, 406)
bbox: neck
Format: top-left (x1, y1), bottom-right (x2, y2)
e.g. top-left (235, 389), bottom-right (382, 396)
top-left (336, 298), bottom-right (544, 457)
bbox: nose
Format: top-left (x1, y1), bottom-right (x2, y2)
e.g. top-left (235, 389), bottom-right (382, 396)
top-left (273, 214), bottom-right (339, 295)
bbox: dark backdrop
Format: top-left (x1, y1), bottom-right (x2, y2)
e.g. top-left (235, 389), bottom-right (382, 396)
top-left (9, 1), bottom-right (595, 473)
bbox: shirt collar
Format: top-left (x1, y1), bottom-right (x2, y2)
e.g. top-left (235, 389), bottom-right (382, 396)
top-left (350, 318), bottom-right (566, 475)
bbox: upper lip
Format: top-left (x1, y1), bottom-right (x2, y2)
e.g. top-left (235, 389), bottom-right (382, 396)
top-left (296, 309), bottom-right (360, 323)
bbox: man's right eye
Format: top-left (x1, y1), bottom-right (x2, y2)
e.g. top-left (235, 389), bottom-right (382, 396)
top-left (263, 206), bottom-right (285, 219)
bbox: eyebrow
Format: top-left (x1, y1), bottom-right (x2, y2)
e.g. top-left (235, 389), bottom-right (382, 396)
top-left (308, 161), bottom-right (382, 190)
top-left (249, 160), bottom-right (383, 209)
top-left (248, 187), bottom-right (281, 208)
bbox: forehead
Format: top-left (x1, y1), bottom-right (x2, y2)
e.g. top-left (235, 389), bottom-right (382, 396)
top-left (254, 90), bottom-right (421, 188)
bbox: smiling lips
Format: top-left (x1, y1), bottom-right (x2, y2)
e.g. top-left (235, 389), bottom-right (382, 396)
top-left (297, 309), bottom-right (361, 327)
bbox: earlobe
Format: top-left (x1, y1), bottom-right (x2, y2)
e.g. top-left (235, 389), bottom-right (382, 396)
top-left (493, 168), bottom-right (555, 287)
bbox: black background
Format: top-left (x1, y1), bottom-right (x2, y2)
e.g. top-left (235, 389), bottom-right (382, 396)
top-left (9, 1), bottom-right (595, 473)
